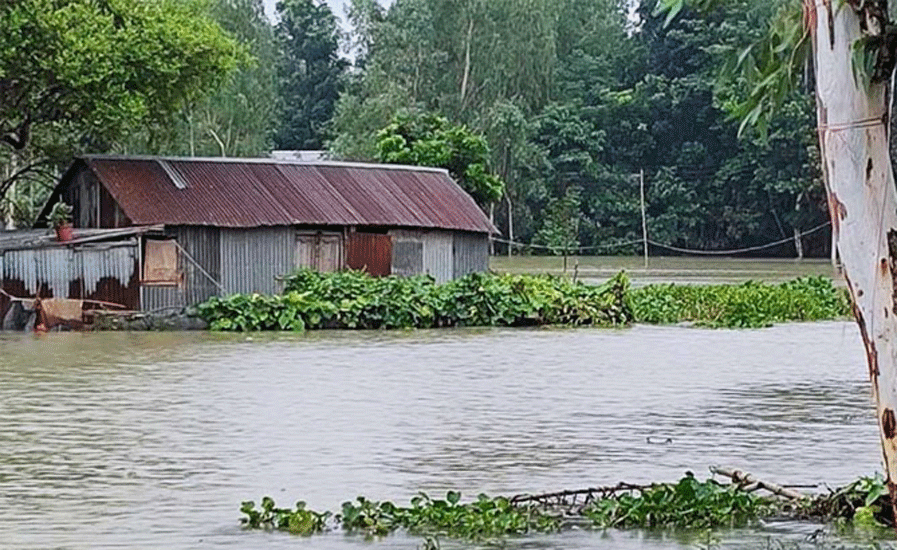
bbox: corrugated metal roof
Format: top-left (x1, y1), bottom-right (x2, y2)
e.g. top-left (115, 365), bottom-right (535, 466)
top-left (0, 226), bottom-right (164, 252)
top-left (80, 156), bottom-right (497, 234)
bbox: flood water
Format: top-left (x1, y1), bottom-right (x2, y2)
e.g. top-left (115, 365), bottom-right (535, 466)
top-left (0, 323), bottom-right (892, 549)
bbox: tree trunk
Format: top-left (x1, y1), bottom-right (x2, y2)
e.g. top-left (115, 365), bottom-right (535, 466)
top-left (811, 0), bottom-right (897, 516)
top-left (506, 193), bottom-right (514, 257)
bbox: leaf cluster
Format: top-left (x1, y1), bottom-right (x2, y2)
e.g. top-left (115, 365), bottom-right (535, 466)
top-left (0, 0), bottom-right (248, 149)
top-left (240, 497), bottom-right (330, 535)
top-left (376, 113), bottom-right (504, 204)
top-left (584, 473), bottom-right (778, 528)
top-left (630, 276), bottom-right (851, 328)
top-left (242, 491), bottom-right (561, 540)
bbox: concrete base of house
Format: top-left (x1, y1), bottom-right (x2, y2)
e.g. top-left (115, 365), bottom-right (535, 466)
top-left (91, 309), bottom-right (208, 331)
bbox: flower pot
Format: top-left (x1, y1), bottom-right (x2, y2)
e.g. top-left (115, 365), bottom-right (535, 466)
top-left (55, 222), bottom-right (73, 242)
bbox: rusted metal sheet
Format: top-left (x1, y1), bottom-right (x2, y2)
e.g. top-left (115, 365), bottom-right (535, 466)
top-left (347, 233), bottom-right (391, 276)
top-left (64, 156), bottom-right (496, 234)
top-left (0, 241), bottom-right (140, 320)
top-left (220, 227), bottom-right (295, 294)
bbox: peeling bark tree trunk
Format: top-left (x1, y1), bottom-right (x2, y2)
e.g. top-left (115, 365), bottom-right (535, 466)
top-left (811, 0), bottom-right (897, 517)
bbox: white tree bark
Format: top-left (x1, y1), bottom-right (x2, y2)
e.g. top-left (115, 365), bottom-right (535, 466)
top-left (811, 0), bottom-right (897, 509)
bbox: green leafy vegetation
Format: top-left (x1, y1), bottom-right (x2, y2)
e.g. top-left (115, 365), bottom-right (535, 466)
top-left (240, 497), bottom-right (330, 535)
top-left (197, 269), bottom-right (632, 331)
top-left (375, 113), bottom-right (504, 205)
top-left (239, 474), bottom-right (894, 541)
top-left (197, 270), bottom-right (848, 332)
top-left (630, 276), bottom-right (851, 328)
top-left (0, 0), bottom-right (247, 201)
top-left (583, 474), bottom-right (776, 528)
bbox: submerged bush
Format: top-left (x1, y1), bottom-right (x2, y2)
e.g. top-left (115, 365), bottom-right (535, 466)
top-left (198, 270), bottom-right (632, 331)
top-left (630, 276), bottom-right (850, 328)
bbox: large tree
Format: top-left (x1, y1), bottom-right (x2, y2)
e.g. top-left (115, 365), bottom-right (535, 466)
top-left (0, 0), bottom-right (246, 199)
top-left (121, 0), bottom-right (278, 158)
top-left (274, 0), bottom-right (348, 150)
top-left (658, 0), bottom-right (897, 520)
top-left (375, 112), bottom-right (504, 206)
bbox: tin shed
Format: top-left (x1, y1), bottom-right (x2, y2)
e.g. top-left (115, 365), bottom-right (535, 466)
top-left (35, 156), bottom-right (497, 311)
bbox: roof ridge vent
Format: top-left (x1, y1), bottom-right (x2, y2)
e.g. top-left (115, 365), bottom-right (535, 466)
top-left (157, 160), bottom-right (189, 190)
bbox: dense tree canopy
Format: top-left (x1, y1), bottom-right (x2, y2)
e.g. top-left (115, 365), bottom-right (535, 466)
top-left (0, 0), bottom-right (247, 224)
top-left (274, 0), bottom-right (348, 150)
top-left (376, 113), bottom-right (504, 205)
top-left (0, 0), bottom-right (245, 155)
top-left (0, 0), bottom-right (831, 259)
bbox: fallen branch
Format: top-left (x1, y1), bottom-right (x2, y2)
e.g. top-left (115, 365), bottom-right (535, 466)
top-left (510, 482), bottom-right (650, 510)
top-left (711, 466), bottom-right (806, 500)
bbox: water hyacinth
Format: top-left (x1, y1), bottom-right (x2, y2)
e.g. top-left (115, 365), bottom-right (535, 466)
top-left (197, 270), bottom-right (849, 331)
top-left (197, 269), bottom-right (633, 331)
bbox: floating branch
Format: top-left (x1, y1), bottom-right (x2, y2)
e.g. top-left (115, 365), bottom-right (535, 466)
top-left (710, 466), bottom-right (807, 500)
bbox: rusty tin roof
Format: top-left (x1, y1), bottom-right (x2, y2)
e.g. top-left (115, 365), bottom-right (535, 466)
top-left (74, 156), bottom-right (497, 234)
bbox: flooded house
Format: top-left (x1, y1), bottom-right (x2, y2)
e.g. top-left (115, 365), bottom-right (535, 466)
top-left (0, 155), bottom-right (496, 324)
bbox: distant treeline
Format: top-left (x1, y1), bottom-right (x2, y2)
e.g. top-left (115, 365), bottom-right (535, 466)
top-left (4, 0), bottom-right (829, 258)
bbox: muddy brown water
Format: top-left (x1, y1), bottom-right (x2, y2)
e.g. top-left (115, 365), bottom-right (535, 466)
top-left (0, 323), bottom-right (891, 549)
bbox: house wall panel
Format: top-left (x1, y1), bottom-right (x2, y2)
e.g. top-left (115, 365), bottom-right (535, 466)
top-left (453, 232), bottom-right (489, 278)
top-left (389, 229), bottom-right (456, 282)
top-left (175, 226), bottom-right (222, 305)
top-left (346, 233), bottom-right (391, 276)
top-left (1, 241), bottom-right (139, 317)
top-left (221, 226), bottom-right (295, 295)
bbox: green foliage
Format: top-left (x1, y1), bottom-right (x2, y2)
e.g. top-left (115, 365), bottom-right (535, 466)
top-left (274, 0), bottom-right (348, 150)
top-left (240, 497), bottom-right (330, 535)
top-left (339, 492), bottom-right (562, 539)
top-left (0, 0), bottom-right (248, 213)
top-left (242, 492), bottom-right (561, 539)
top-left (584, 473), bottom-right (777, 528)
top-left (630, 276), bottom-right (851, 328)
top-left (198, 271), bottom-right (849, 332)
top-left (535, 187), bottom-right (583, 256)
top-left (240, 474), bottom-right (897, 542)
top-left (197, 269), bottom-right (633, 331)
top-left (376, 113), bottom-right (504, 204)
top-left (121, 0), bottom-right (278, 157)
top-left (0, 0), bottom-right (246, 151)
top-left (48, 201), bottom-right (72, 227)
top-left (799, 474), bottom-right (892, 527)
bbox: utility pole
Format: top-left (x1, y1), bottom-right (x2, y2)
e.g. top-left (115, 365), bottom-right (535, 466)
top-left (638, 169), bottom-right (648, 269)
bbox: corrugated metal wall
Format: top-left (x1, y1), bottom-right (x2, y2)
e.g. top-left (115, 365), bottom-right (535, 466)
top-left (346, 233), bottom-right (391, 276)
top-left (140, 226), bottom-right (221, 312)
top-left (1, 241), bottom-right (139, 310)
top-left (453, 232), bottom-right (489, 278)
top-left (221, 227), bottom-right (295, 294)
top-left (390, 229), bottom-right (482, 282)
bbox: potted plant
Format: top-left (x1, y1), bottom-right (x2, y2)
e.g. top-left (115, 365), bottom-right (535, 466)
top-left (49, 201), bottom-right (73, 242)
